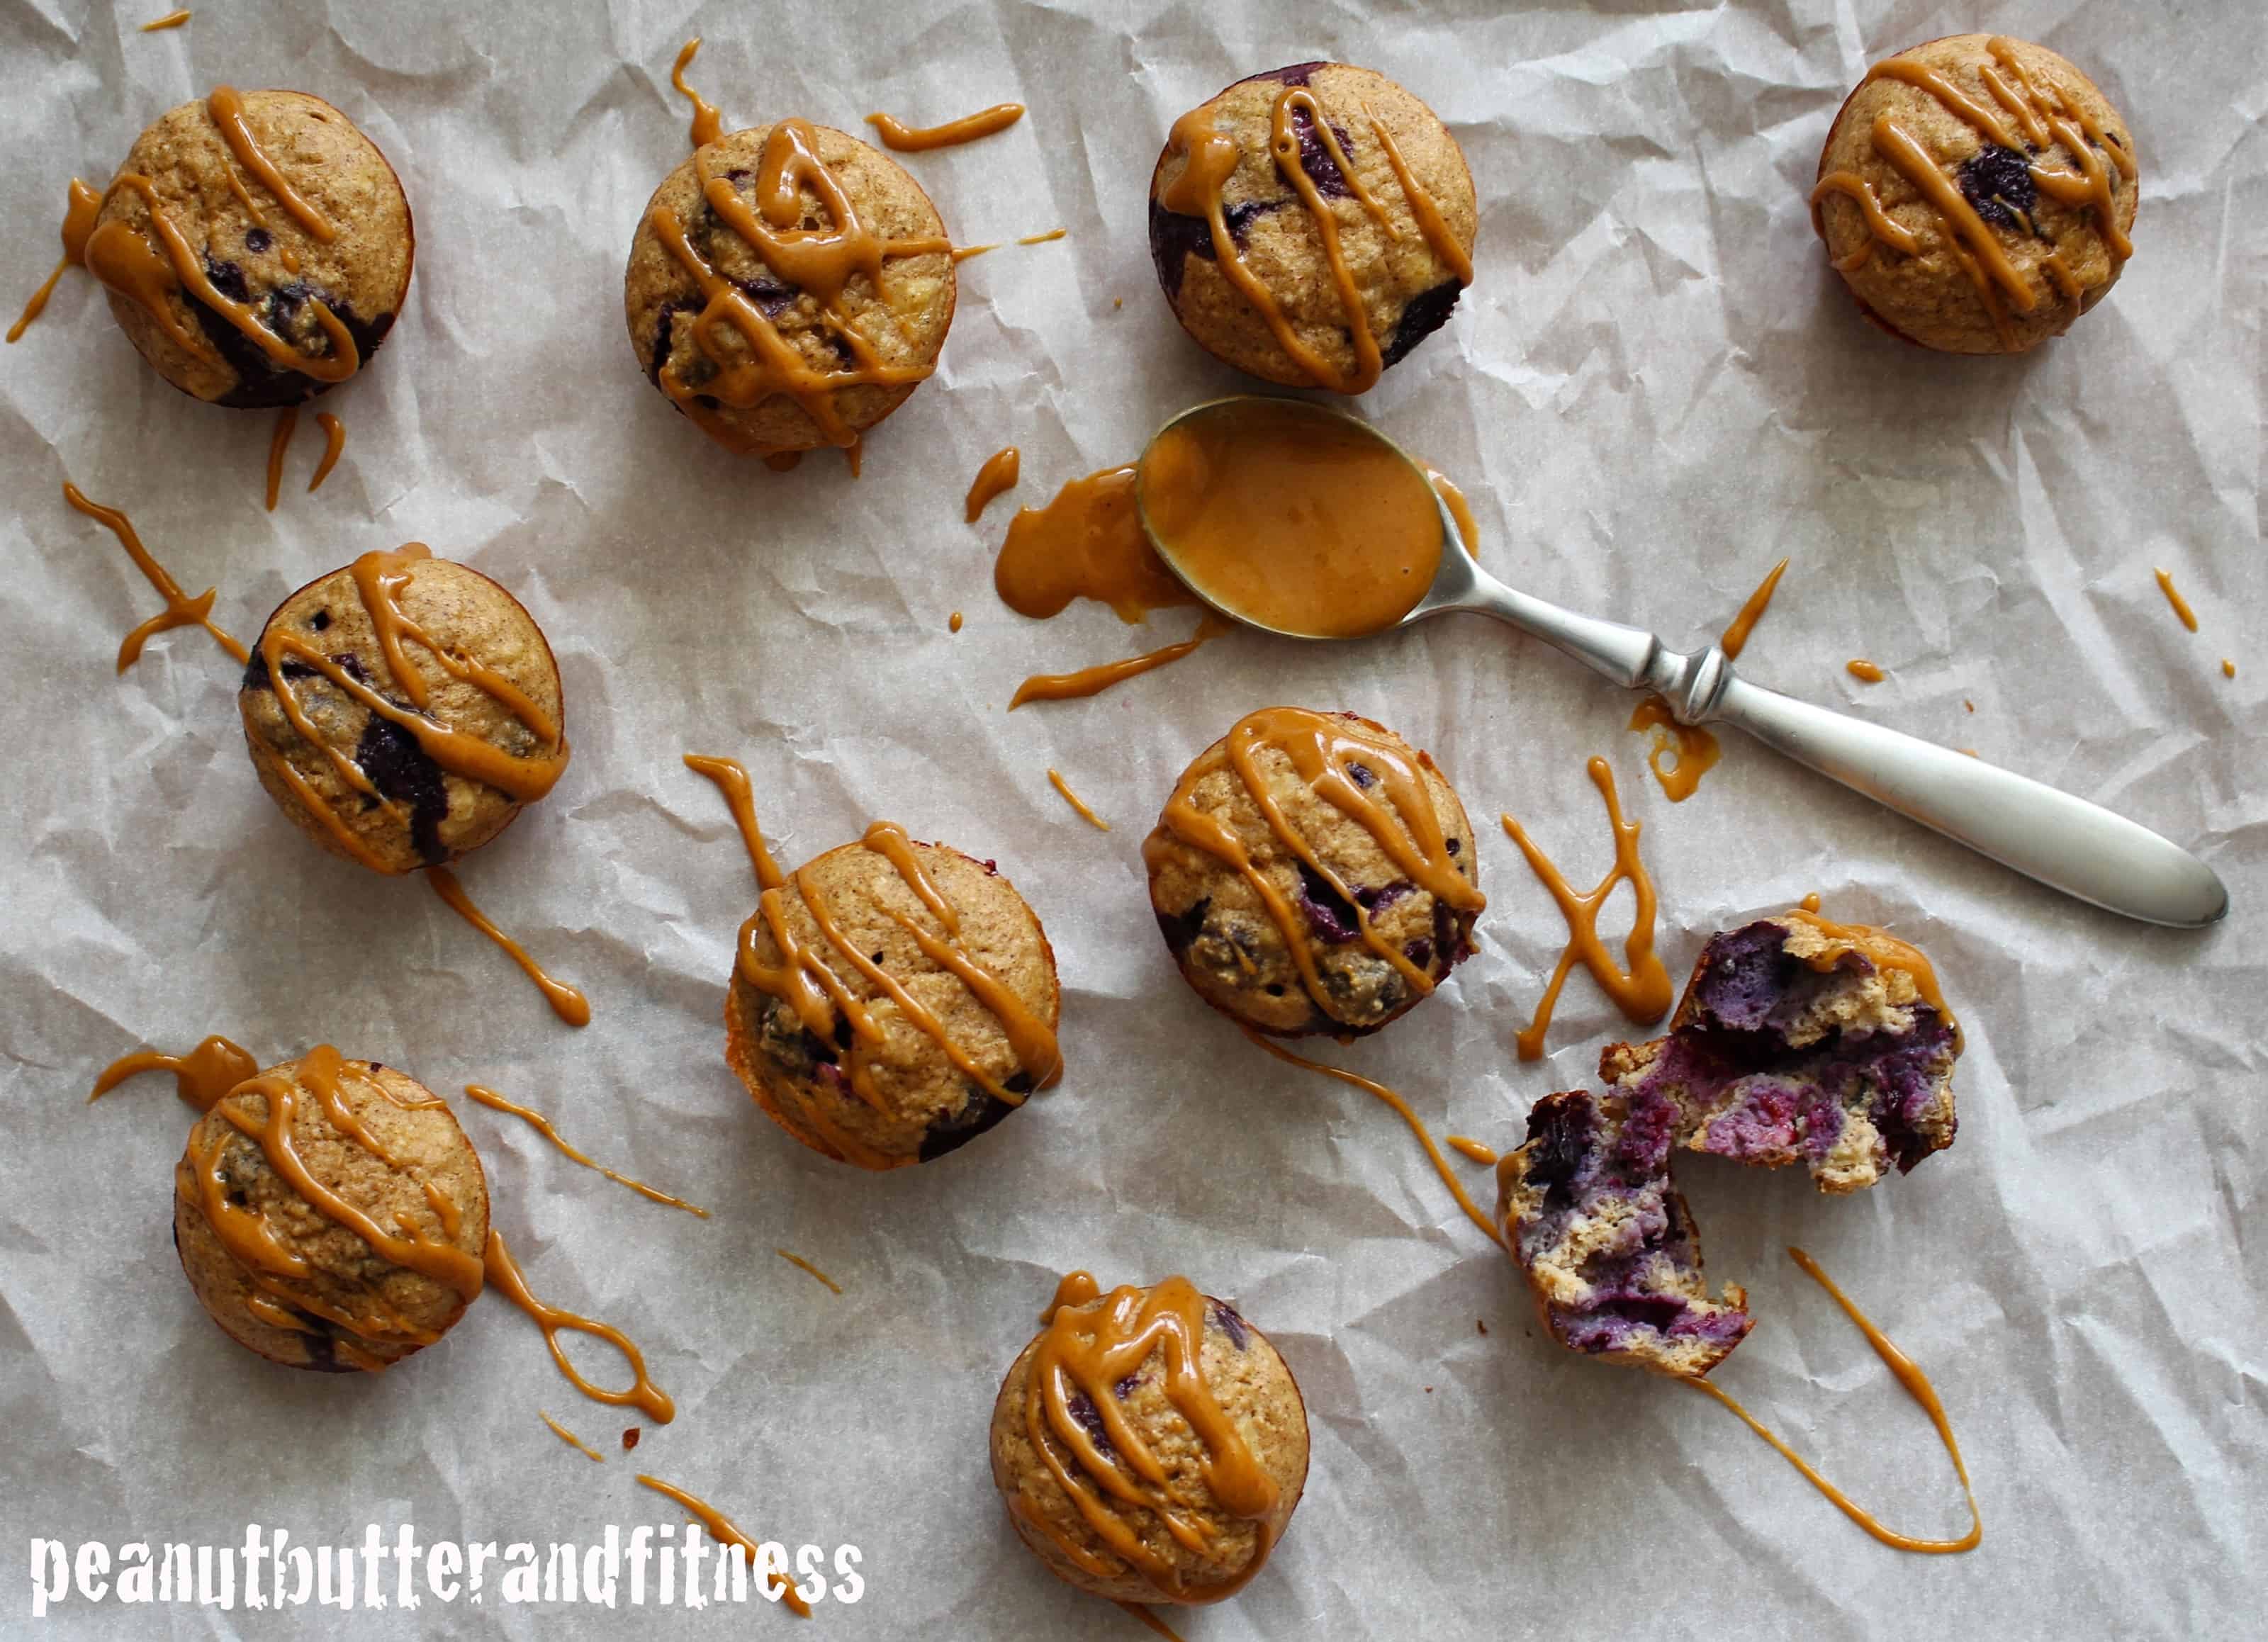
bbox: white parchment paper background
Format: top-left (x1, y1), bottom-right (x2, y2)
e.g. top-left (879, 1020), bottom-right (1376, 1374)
top-left (1, 0), bottom-right (2262, 1636)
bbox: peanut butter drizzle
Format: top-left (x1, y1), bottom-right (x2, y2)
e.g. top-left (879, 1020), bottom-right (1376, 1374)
top-left (1830, 43), bottom-right (2133, 309)
top-left (1847, 658), bottom-right (1885, 682)
top-left (994, 466), bottom-right (1191, 623)
top-left (2222, 658), bottom-right (2236, 679)
top-left (670, 38), bottom-right (726, 150)
top-left (1158, 85), bottom-right (1467, 394)
top-left (700, 758), bottom-right (1062, 1103)
top-left (427, 869), bottom-right (592, 1028)
top-left (89, 1035), bottom-right (258, 1110)
top-left (1009, 615), bottom-right (1231, 709)
top-left (483, 1229), bottom-right (676, 1424)
top-left (965, 446), bottom-right (1021, 522)
top-left (1800, 892), bottom-right (1822, 913)
top-left (650, 50), bottom-right (952, 450)
top-left (1150, 707), bottom-right (1485, 1016)
top-left (465, 1084), bottom-right (707, 1217)
top-left (1423, 466), bottom-right (1479, 558)
top-left (2153, 568), bottom-right (2199, 632)
top-left (63, 480), bottom-right (249, 670)
top-left (8, 179), bottom-right (103, 342)
top-left (774, 1249), bottom-right (842, 1293)
top-left (141, 9), bottom-right (191, 29)
top-left (1780, 906), bottom-right (1958, 1045)
top-left (1500, 756), bottom-right (1672, 1061)
top-left (635, 1474), bottom-right (812, 1614)
top-left (1630, 557), bottom-right (1785, 803)
top-left (684, 753), bottom-right (788, 889)
top-left (1048, 769), bottom-right (1111, 831)
top-left (308, 410), bottom-right (347, 491)
top-left (1018, 227), bottom-right (1067, 245)
top-left (1678, 1247), bottom-right (1981, 1555)
top-left (1021, 1273), bottom-right (1283, 1599)
top-left (264, 407), bottom-right (298, 511)
top-left (1444, 1135), bottom-right (1498, 1166)
top-left (865, 103), bottom-right (1025, 152)
top-left (541, 1410), bottom-right (605, 1463)
top-left (949, 610), bottom-right (964, 633)
top-left (208, 86), bottom-right (335, 240)
top-left (88, 173), bottom-right (361, 379)
top-left (1116, 1603), bottom-right (1189, 1641)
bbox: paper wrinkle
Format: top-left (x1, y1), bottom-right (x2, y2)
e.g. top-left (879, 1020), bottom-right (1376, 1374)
top-left (2, 1), bottom-right (2264, 1636)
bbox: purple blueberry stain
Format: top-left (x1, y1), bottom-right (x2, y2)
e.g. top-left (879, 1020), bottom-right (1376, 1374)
top-left (1156, 896), bottom-right (1211, 962)
top-left (1381, 279), bottom-right (1463, 369)
top-left (1345, 760), bottom-right (1376, 789)
top-left (1959, 145), bottom-right (2038, 232)
top-left (1295, 862), bottom-right (1359, 944)
top-left (1211, 1302), bottom-right (1250, 1350)
top-left (1064, 1389), bottom-right (1113, 1456)
top-left (245, 226), bottom-right (272, 254)
top-left (352, 712), bottom-right (448, 863)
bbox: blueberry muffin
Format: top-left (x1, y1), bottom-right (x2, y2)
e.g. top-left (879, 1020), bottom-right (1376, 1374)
top-left (87, 89), bottom-right (413, 405)
top-left (624, 121), bottom-right (955, 456)
top-left (1148, 62), bottom-right (1476, 391)
top-left (989, 1273), bottom-right (1309, 1604)
top-left (1812, 35), bottom-right (2136, 353)
top-left (1602, 913), bottom-right (1960, 1193)
top-left (174, 1047), bottom-right (488, 1372)
top-left (725, 828), bottom-right (1061, 1169)
top-left (240, 546), bottom-right (568, 875)
top-left (1496, 1087), bottom-right (1753, 1377)
top-left (1145, 707), bottom-right (1483, 1037)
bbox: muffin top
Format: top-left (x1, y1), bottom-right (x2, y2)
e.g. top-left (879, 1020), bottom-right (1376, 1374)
top-left (87, 89), bottom-right (413, 405)
top-left (173, 1047), bottom-right (488, 1372)
top-left (989, 1273), bottom-right (1310, 1604)
top-left (624, 118), bottom-right (956, 456)
top-left (239, 547), bottom-right (567, 875)
top-left (725, 826), bottom-right (1061, 1169)
top-left (1145, 707), bottom-right (1483, 1036)
top-left (1148, 62), bottom-right (1476, 392)
top-left (1813, 34), bottom-right (2136, 354)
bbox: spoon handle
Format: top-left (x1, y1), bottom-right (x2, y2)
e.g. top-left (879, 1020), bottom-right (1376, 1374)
top-left (1711, 674), bottom-right (2228, 927)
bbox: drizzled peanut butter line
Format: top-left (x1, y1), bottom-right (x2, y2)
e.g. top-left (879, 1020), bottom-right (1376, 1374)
top-left (7, 179), bottom-right (103, 342)
top-left (1629, 557), bottom-right (1786, 803)
top-left (1499, 755), bottom-right (1672, 1061)
top-left (965, 446), bottom-right (1021, 522)
top-left (866, 103), bottom-right (1024, 152)
top-left (1157, 81), bottom-right (1469, 393)
top-left (1021, 1273), bottom-right (1281, 1599)
top-left (1781, 907), bottom-right (1959, 1047)
top-left (1242, 1031), bottom-right (1503, 1247)
top-left (465, 1084), bottom-right (706, 1216)
top-left (652, 43), bottom-right (950, 451)
top-left (1009, 615), bottom-right (1230, 709)
top-left (1680, 1247), bottom-right (1981, 1554)
top-left (1146, 708), bottom-right (1485, 1018)
top-left (688, 753), bottom-right (1062, 1130)
top-left (1818, 40), bottom-right (2133, 316)
top-left (483, 1230), bottom-right (676, 1424)
top-left (541, 1410), bottom-right (605, 1463)
top-left (635, 1474), bottom-right (812, 1615)
top-left (775, 1249), bottom-right (841, 1293)
top-left (264, 407), bottom-right (298, 511)
top-left (1048, 769), bottom-right (1111, 831)
top-left (207, 86), bottom-right (335, 240)
top-left (64, 480), bottom-right (249, 670)
top-left (90, 1035), bottom-right (257, 1110)
top-left (427, 869), bottom-right (592, 1028)
top-left (2153, 568), bottom-right (2199, 632)
top-left (308, 411), bottom-right (347, 491)
top-left (141, 9), bottom-right (192, 30)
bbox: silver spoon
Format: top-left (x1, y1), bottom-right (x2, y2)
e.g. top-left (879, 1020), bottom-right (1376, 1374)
top-left (1135, 395), bottom-right (2228, 929)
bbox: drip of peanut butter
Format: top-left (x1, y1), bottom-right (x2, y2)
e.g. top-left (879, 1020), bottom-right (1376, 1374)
top-left (1146, 708), bottom-right (1485, 1021)
top-left (1680, 1247), bottom-right (1981, 1554)
top-left (426, 869), bottom-right (592, 1028)
top-left (308, 410), bottom-right (347, 491)
top-left (483, 1230), bottom-right (675, 1424)
top-left (464, 1084), bottom-right (704, 1216)
top-left (264, 407), bottom-right (298, 512)
top-left (965, 446), bottom-right (1021, 522)
top-left (89, 1035), bottom-right (257, 1110)
top-left (1498, 756), bottom-right (1672, 1060)
top-left (866, 103), bottom-right (1024, 152)
top-left (64, 480), bottom-right (249, 670)
top-left (635, 1475), bottom-right (812, 1614)
top-left (1020, 1273), bottom-right (1281, 1599)
top-left (1629, 557), bottom-right (1785, 803)
top-left (1009, 614), bottom-right (1230, 709)
top-left (7, 179), bottom-right (103, 342)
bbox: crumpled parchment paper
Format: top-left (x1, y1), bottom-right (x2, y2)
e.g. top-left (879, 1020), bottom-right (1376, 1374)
top-left (1, 0), bottom-right (2261, 1636)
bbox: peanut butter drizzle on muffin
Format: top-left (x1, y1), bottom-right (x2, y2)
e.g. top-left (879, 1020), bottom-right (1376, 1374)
top-left (1780, 908), bottom-right (1959, 1047)
top-left (1147, 708), bottom-right (1485, 1015)
top-left (1817, 38), bottom-right (2133, 317)
top-left (1157, 84), bottom-right (1470, 394)
top-left (308, 410), bottom-right (347, 490)
top-left (687, 753), bottom-right (1064, 1113)
top-left (866, 103), bottom-right (1025, 152)
top-left (7, 179), bottom-right (103, 342)
top-left (635, 1474), bottom-right (813, 1614)
top-left (1629, 557), bottom-right (1786, 803)
top-left (207, 86), bottom-right (336, 241)
top-left (652, 41), bottom-right (952, 450)
top-left (965, 445), bottom-right (1021, 522)
top-left (483, 1230), bottom-right (677, 1424)
top-left (261, 543), bottom-right (568, 857)
top-left (1023, 1273), bottom-right (1281, 1599)
top-left (1498, 756), bottom-right (1672, 1060)
top-left (465, 1085), bottom-right (707, 1216)
top-left (89, 1034), bottom-right (258, 1109)
top-left (426, 870), bottom-right (593, 1027)
top-left (63, 480), bottom-right (249, 669)
top-left (1680, 1248), bottom-right (1981, 1554)
top-left (1241, 1030), bottom-right (1503, 1246)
